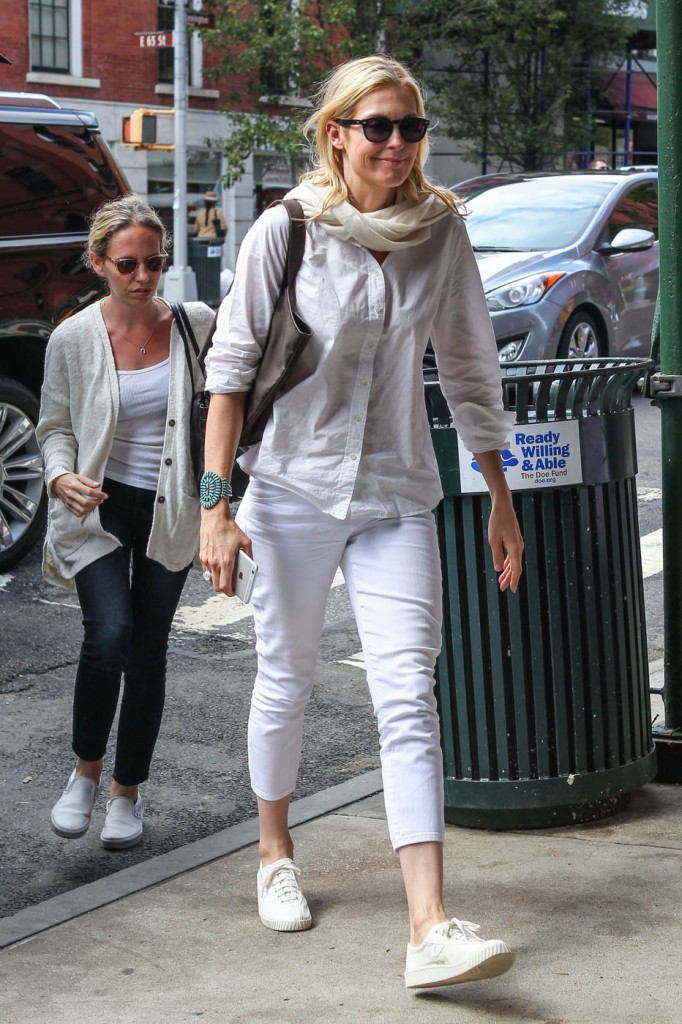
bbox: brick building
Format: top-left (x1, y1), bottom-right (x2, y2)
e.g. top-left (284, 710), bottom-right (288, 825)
top-left (0, 0), bottom-right (296, 269)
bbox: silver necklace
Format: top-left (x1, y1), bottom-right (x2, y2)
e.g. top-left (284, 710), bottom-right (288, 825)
top-left (137, 300), bottom-right (159, 354)
top-left (105, 297), bottom-right (159, 355)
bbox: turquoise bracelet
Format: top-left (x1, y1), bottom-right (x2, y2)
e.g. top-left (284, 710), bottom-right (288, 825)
top-left (200, 471), bottom-right (232, 509)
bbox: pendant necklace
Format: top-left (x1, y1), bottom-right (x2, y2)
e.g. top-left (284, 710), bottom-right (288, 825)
top-left (104, 297), bottom-right (159, 356)
top-left (137, 299), bottom-right (159, 355)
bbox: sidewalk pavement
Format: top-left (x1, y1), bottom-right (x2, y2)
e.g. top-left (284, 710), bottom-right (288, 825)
top-left (1, 661), bottom-right (680, 1024)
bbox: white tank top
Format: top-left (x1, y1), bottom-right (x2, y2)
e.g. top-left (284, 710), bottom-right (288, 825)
top-left (106, 357), bottom-right (170, 490)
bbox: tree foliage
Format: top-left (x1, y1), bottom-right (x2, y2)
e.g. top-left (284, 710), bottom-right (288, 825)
top-left (202, 1), bottom-right (391, 186)
top-left (417, 0), bottom-right (637, 171)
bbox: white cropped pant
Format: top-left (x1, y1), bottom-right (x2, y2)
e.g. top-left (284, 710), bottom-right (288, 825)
top-left (237, 481), bottom-right (445, 850)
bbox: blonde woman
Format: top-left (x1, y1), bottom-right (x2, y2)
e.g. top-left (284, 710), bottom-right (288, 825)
top-left (200, 55), bottom-right (523, 989)
top-left (38, 195), bottom-right (213, 850)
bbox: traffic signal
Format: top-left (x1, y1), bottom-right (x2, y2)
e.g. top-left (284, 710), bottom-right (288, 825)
top-left (121, 110), bottom-right (157, 146)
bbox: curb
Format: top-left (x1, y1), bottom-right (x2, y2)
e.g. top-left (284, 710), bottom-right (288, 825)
top-left (0, 769), bottom-right (383, 951)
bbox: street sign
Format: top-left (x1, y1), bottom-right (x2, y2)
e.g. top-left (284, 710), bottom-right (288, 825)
top-left (133, 31), bottom-right (173, 48)
top-left (186, 12), bottom-right (214, 28)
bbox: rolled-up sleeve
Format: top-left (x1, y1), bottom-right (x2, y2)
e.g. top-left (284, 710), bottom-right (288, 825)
top-left (205, 206), bottom-right (290, 394)
top-left (430, 218), bottom-right (515, 452)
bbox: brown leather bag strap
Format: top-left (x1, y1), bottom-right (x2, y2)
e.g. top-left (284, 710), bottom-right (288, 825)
top-left (276, 198), bottom-right (306, 288)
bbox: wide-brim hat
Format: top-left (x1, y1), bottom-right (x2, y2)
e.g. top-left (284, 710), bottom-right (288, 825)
top-left (203, 190), bottom-right (218, 201)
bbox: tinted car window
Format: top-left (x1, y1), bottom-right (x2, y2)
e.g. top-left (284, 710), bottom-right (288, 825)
top-left (603, 182), bottom-right (659, 242)
top-left (460, 178), bottom-right (616, 250)
top-left (0, 121), bottom-right (123, 237)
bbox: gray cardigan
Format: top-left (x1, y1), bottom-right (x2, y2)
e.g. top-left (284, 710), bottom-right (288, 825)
top-left (37, 299), bottom-right (215, 590)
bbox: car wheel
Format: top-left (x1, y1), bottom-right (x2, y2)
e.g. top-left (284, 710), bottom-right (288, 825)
top-left (558, 310), bottom-right (602, 359)
top-left (0, 377), bottom-right (47, 571)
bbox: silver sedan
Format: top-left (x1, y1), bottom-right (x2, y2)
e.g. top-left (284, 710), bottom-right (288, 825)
top-left (455, 171), bottom-right (659, 362)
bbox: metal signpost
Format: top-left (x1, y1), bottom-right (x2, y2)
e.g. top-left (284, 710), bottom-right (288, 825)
top-left (128, 2), bottom-right (217, 301)
top-left (651, 0), bottom-right (682, 779)
top-left (162, 0), bottom-right (197, 301)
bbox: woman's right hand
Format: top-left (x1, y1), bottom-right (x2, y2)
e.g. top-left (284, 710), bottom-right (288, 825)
top-left (200, 506), bottom-right (253, 596)
top-left (51, 473), bottom-right (107, 518)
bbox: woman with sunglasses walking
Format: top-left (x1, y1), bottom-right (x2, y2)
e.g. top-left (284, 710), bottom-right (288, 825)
top-left (38, 194), bottom-right (214, 850)
top-left (201, 55), bottom-right (523, 989)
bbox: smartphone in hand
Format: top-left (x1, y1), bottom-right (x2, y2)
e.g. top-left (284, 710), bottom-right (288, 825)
top-left (235, 550), bottom-right (258, 604)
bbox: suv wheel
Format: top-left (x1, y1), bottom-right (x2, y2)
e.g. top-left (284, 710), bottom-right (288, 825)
top-left (0, 377), bottom-right (47, 571)
top-left (558, 310), bottom-right (603, 359)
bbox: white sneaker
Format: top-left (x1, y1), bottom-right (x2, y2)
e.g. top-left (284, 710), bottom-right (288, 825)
top-left (257, 857), bottom-right (312, 932)
top-left (100, 795), bottom-right (144, 850)
top-left (51, 769), bottom-right (100, 839)
top-left (404, 917), bottom-right (514, 989)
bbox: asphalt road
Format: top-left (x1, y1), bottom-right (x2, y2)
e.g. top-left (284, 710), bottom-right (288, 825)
top-left (0, 394), bottom-right (663, 919)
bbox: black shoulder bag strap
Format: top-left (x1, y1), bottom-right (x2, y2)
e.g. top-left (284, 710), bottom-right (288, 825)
top-left (172, 301), bottom-right (200, 391)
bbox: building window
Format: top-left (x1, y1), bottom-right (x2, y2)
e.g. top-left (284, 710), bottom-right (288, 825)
top-left (30, 0), bottom-right (70, 73)
top-left (157, 2), bottom-right (201, 85)
top-left (258, 1), bottom-right (293, 99)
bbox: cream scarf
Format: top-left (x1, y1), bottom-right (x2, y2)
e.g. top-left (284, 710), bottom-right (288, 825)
top-left (287, 180), bottom-right (453, 252)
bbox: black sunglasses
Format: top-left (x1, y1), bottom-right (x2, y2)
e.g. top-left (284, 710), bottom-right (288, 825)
top-left (335, 116), bottom-right (429, 144)
top-left (106, 254), bottom-right (168, 275)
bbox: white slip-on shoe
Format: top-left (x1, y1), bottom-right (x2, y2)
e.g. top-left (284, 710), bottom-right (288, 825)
top-left (50, 769), bottom-right (101, 839)
top-left (257, 857), bottom-right (312, 932)
top-left (100, 795), bottom-right (144, 850)
top-left (404, 917), bottom-right (514, 989)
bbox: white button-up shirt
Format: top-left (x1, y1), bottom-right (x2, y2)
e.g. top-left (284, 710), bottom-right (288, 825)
top-left (206, 204), bottom-right (513, 520)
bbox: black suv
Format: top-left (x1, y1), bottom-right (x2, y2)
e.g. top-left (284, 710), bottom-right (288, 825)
top-left (0, 93), bottom-right (128, 570)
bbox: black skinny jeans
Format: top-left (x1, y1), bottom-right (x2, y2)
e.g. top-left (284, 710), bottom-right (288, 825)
top-left (72, 478), bottom-right (191, 786)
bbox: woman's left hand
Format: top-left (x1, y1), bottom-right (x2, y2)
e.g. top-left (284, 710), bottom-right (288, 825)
top-left (473, 449), bottom-right (524, 593)
top-left (488, 494), bottom-right (524, 593)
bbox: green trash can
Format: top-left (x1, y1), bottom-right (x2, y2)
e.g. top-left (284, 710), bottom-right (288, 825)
top-left (188, 238), bottom-right (222, 306)
top-left (426, 356), bottom-right (657, 829)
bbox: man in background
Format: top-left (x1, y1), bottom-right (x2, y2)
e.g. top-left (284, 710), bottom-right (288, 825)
top-left (194, 190), bottom-right (227, 241)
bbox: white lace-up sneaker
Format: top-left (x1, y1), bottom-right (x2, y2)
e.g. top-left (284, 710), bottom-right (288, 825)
top-left (100, 795), bottom-right (144, 850)
top-left (404, 917), bottom-right (514, 989)
top-left (50, 769), bottom-right (101, 839)
top-left (257, 857), bottom-right (312, 932)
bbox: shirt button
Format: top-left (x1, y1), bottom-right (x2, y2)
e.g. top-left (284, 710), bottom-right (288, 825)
top-left (360, 378), bottom-right (368, 386)
top-left (168, 419), bottom-right (176, 427)
top-left (165, 458), bottom-right (172, 466)
top-left (354, 415), bottom-right (362, 422)
top-left (350, 454), bottom-right (358, 461)
top-left (368, 342), bottom-right (376, 350)
top-left (157, 495), bottom-right (166, 504)
top-left (374, 304), bottom-right (383, 313)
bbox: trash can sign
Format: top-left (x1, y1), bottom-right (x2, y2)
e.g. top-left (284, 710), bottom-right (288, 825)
top-left (457, 419), bottom-right (583, 493)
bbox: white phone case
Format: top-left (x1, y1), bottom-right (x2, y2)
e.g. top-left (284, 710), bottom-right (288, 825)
top-left (235, 550), bottom-right (258, 604)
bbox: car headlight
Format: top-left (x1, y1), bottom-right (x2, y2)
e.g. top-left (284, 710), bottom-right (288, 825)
top-left (486, 272), bottom-right (564, 311)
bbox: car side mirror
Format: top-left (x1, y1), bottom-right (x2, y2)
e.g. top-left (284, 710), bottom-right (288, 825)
top-left (596, 228), bottom-right (656, 254)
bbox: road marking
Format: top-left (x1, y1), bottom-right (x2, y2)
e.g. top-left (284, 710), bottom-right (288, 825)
top-left (173, 594), bottom-right (253, 631)
top-left (338, 651), bottom-right (366, 670)
top-left (641, 528), bottom-right (663, 579)
top-left (36, 598), bottom-right (79, 609)
top-left (172, 567), bottom-right (347, 633)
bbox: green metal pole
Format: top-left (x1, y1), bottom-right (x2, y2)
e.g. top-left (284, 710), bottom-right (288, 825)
top-left (654, 0), bottom-right (682, 769)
